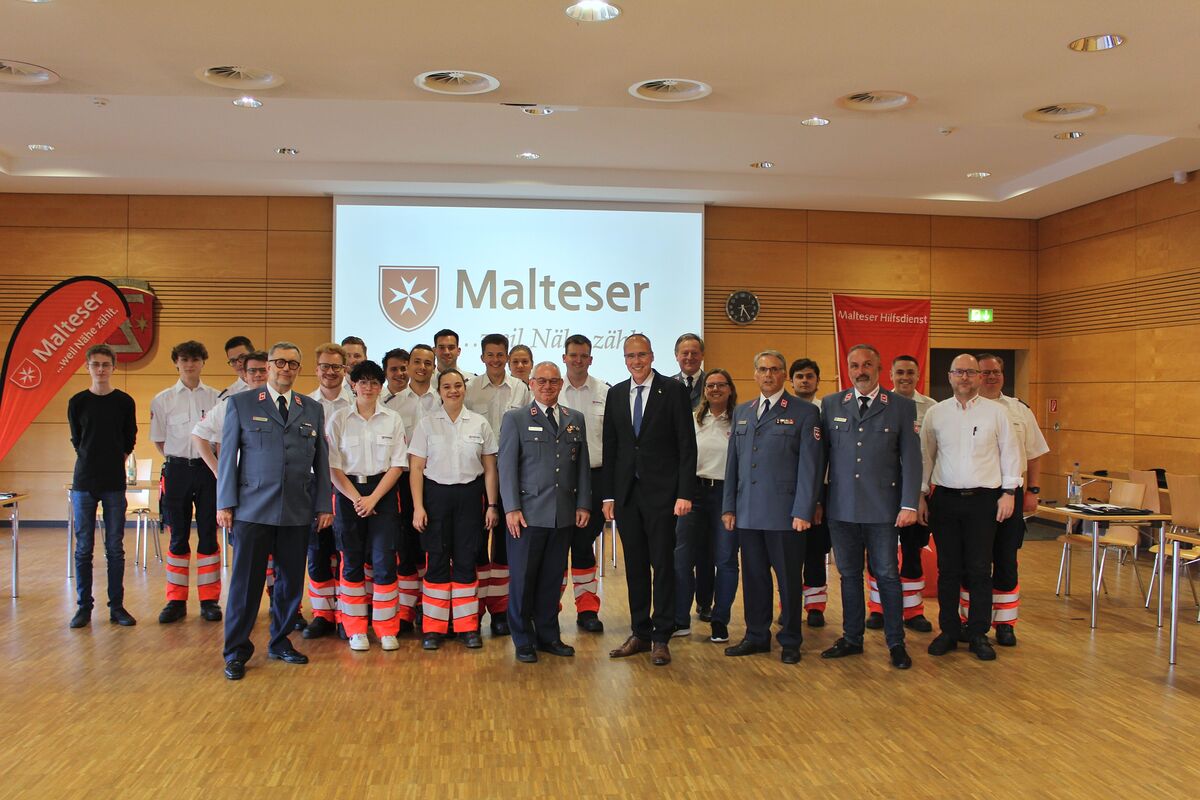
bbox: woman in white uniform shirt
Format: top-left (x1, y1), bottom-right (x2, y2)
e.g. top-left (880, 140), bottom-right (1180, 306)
top-left (673, 368), bottom-right (738, 644)
top-left (408, 368), bottom-right (501, 650)
top-left (326, 360), bottom-right (408, 653)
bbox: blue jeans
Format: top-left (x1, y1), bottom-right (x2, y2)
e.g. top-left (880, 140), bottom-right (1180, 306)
top-left (829, 520), bottom-right (905, 648)
top-left (71, 489), bottom-right (128, 609)
top-left (673, 480), bottom-right (724, 626)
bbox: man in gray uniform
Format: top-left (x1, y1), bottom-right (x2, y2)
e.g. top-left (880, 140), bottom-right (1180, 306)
top-left (819, 344), bottom-right (921, 669)
top-left (721, 349), bottom-right (823, 664)
top-left (499, 362), bottom-right (592, 663)
top-left (218, 342), bottom-right (334, 680)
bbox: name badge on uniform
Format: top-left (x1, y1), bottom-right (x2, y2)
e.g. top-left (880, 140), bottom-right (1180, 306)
top-left (252, 415), bottom-right (269, 422)
top-left (737, 419), bottom-right (748, 426)
top-left (834, 416), bottom-right (848, 423)
top-left (529, 426), bottom-right (544, 432)
top-left (467, 433), bottom-right (484, 443)
top-left (775, 418), bottom-right (795, 425)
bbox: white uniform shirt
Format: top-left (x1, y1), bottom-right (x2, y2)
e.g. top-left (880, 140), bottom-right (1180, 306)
top-left (465, 372), bottom-right (531, 438)
top-left (326, 402), bottom-right (408, 477)
top-left (920, 394), bottom-right (1023, 494)
top-left (192, 395), bottom-right (229, 444)
top-left (150, 379), bottom-right (219, 458)
top-left (219, 377), bottom-right (248, 400)
top-left (993, 394), bottom-right (1050, 474)
top-left (390, 386), bottom-right (440, 442)
top-left (755, 388), bottom-right (786, 417)
top-left (308, 384), bottom-right (354, 423)
top-left (911, 391), bottom-right (937, 426)
top-left (694, 410), bottom-right (732, 480)
top-left (561, 374), bottom-right (608, 468)
top-left (408, 407), bottom-right (498, 485)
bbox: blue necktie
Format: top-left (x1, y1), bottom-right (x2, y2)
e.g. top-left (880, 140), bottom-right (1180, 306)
top-left (633, 385), bottom-right (644, 436)
top-left (278, 394), bottom-right (289, 422)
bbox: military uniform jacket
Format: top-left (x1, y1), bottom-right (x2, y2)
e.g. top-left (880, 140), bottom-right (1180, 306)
top-left (217, 388), bottom-right (332, 527)
top-left (722, 391), bottom-right (823, 530)
top-left (499, 403), bottom-right (591, 529)
top-left (820, 388), bottom-right (921, 525)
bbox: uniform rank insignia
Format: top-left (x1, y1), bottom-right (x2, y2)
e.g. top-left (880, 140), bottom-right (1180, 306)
top-left (295, 396), bottom-right (303, 405)
top-left (776, 418), bottom-right (794, 425)
top-left (779, 397), bottom-right (788, 409)
top-left (813, 426), bottom-right (821, 440)
top-left (842, 391), bottom-right (853, 403)
top-left (565, 423), bottom-right (580, 434)
top-left (252, 416), bottom-right (269, 422)
top-left (258, 392), bottom-right (267, 401)
top-left (879, 393), bottom-right (888, 405)
top-left (531, 407), bottom-right (538, 416)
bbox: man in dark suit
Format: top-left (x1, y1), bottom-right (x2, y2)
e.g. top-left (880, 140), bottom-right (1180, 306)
top-left (218, 342), bottom-right (333, 680)
top-left (818, 343), bottom-right (921, 670)
top-left (498, 361), bottom-right (591, 663)
top-left (671, 333), bottom-right (706, 410)
top-left (721, 350), bottom-right (823, 664)
top-left (601, 334), bottom-right (697, 666)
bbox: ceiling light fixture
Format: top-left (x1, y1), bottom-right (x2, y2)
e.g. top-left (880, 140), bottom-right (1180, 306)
top-left (27, 144), bottom-right (55, 152)
top-left (1055, 131), bottom-right (1085, 140)
top-left (565, 1), bottom-right (620, 22)
top-left (414, 70), bottom-right (500, 95)
top-left (1068, 34), bottom-right (1125, 52)
top-left (751, 161), bottom-right (774, 169)
top-left (800, 116), bottom-right (830, 127)
top-left (233, 96), bottom-right (262, 109)
top-left (516, 152), bottom-right (541, 160)
top-left (275, 147), bottom-right (298, 156)
top-left (522, 106), bottom-right (554, 116)
top-left (628, 78), bottom-right (712, 103)
top-left (966, 171), bottom-right (991, 179)
top-left (837, 90), bottom-right (916, 112)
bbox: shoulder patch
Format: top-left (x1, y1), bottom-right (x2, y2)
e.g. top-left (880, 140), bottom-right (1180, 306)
top-left (258, 392), bottom-right (267, 401)
top-left (813, 426), bottom-right (821, 440)
top-left (842, 391), bottom-right (853, 403)
top-left (879, 392), bottom-right (889, 404)
top-left (779, 397), bottom-right (788, 409)
top-left (295, 395), bottom-right (302, 405)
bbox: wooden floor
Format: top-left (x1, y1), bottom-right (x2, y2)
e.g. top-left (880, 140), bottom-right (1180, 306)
top-left (2, 528), bottom-right (1200, 799)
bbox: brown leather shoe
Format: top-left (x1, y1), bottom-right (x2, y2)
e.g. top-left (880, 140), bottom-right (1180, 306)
top-left (651, 641), bottom-right (671, 666)
top-left (609, 635), bottom-right (651, 658)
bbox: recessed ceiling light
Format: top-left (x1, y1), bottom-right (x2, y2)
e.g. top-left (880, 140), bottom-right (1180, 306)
top-left (1068, 34), bottom-right (1125, 52)
top-left (565, 1), bottom-right (620, 21)
top-left (751, 161), bottom-right (774, 169)
top-left (522, 106), bottom-right (554, 116)
top-left (91, 96), bottom-right (109, 107)
top-left (0, 59), bottom-right (59, 86)
top-left (516, 152), bottom-right (541, 160)
top-left (275, 147), bottom-right (298, 156)
top-left (837, 90), bottom-right (916, 112)
top-left (966, 171), bottom-right (991, 179)
top-left (233, 96), bottom-right (262, 109)
top-left (800, 116), bottom-right (830, 127)
top-left (1023, 102), bottom-right (1105, 123)
top-left (628, 78), bottom-right (712, 103)
top-left (17, 0), bottom-right (54, 4)
top-left (27, 144), bottom-right (54, 152)
top-left (415, 70), bottom-right (500, 95)
top-left (196, 65), bottom-right (284, 90)
top-left (1055, 131), bottom-right (1086, 140)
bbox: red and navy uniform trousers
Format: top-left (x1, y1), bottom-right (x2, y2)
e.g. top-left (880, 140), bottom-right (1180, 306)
top-left (395, 476), bottom-right (422, 626)
top-left (867, 523), bottom-right (931, 621)
top-left (306, 475), bottom-right (342, 625)
top-left (801, 520), bottom-right (831, 614)
top-left (559, 466), bottom-right (603, 614)
top-left (334, 473), bottom-right (401, 638)
top-left (420, 477), bottom-right (484, 635)
top-left (959, 486), bottom-right (1024, 630)
top-left (476, 498), bottom-right (510, 623)
top-left (161, 457), bottom-right (221, 605)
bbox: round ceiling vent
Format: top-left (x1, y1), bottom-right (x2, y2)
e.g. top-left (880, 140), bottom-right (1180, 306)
top-left (195, 65), bottom-right (284, 90)
top-left (0, 59), bottom-right (59, 86)
top-left (1023, 102), bottom-right (1105, 122)
top-left (628, 78), bottom-right (712, 103)
top-left (836, 90), bottom-right (916, 111)
top-left (415, 70), bottom-right (500, 95)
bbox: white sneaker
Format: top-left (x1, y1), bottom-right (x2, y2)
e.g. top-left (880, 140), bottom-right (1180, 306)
top-left (672, 626), bottom-right (691, 638)
top-left (380, 635), bottom-right (400, 651)
top-left (349, 633), bottom-right (370, 651)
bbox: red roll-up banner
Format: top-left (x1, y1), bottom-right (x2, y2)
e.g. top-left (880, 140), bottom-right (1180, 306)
top-left (0, 277), bottom-right (130, 464)
top-left (831, 294), bottom-right (931, 392)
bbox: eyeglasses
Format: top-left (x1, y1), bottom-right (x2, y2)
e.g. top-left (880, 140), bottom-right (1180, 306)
top-left (245, 367), bottom-right (268, 376)
top-left (705, 382), bottom-right (730, 390)
top-left (271, 359), bottom-right (302, 371)
top-left (755, 366), bottom-right (783, 374)
top-left (316, 363), bottom-right (344, 372)
top-left (226, 355), bottom-right (247, 366)
top-left (979, 369), bottom-right (1003, 377)
top-left (532, 377), bottom-right (563, 387)
top-left (354, 380), bottom-right (382, 388)
top-left (949, 368), bottom-right (980, 377)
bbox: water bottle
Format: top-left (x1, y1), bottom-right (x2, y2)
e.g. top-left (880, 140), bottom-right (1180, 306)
top-left (1068, 461), bottom-right (1081, 505)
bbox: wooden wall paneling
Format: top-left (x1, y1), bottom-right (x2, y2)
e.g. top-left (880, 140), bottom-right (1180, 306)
top-left (1166, 211), bottom-right (1200, 273)
top-left (807, 211), bottom-right (930, 246)
top-left (1, 423), bottom-right (76, 472)
top-left (704, 207), bottom-right (807, 242)
top-left (705, 239), bottom-right (807, 284)
top-left (0, 471), bottom-right (73, 519)
top-left (1135, 176), bottom-right (1200, 225)
top-left (262, 327), bottom-right (333, 361)
top-left (704, 331), bottom-right (805, 386)
top-left (268, 197), bottom-right (333, 231)
top-left (1036, 382), bottom-right (1135, 435)
top-left (266, 231), bottom-right (333, 281)
top-left (128, 229), bottom-right (268, 279)
top-left (0, 228), bottom-right (128, 278)
top-left (124, 325), bottom-right (267, 374)
top-left (1053, 429), bottom-right (1134, 474)
top-left (1134, 382), bottom-right (1200, 438)
top-left (1135, 219), bottom-right (1170, 276)
top-left (32, 374), bottom-right (95, 425)
top-left (931, 216), bottom-right (1034, 250)
top-left (128, 195), bottom-right (268, 230)
top-left (1134, 323), bottom-right (1200, 382)
top-left (1132, 434), bottom-right (1200, 476)
top-left (1037, 214), bottom-right (1061, 251)
top-left (1036, 246), bottom-right (1061, 294)
top-left (0, 194), bottom-right (128, 228)
top-left (930, 248), bottom-right (1032, 294)
top-left (1052, 191), bottom-right (1136, 246)
top-left (1054, 228), bottom-right (1136, 292)
top-left (807, 243), bottom-right (930, 292)
top-left (1035, 332), bottom-right (1135, 383)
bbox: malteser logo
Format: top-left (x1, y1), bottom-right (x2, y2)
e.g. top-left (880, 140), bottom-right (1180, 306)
top-left (10, 357), bottom-right (42, 390)
top-left (380, 266), bottom-right (439, 331)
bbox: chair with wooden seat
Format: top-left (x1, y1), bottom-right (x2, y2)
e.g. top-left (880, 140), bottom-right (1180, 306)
top-left (128, 458), bottom-right (162, 570)
top-left (1056, 479), bottom-right (1146, 596)
top-left (1145, 473), bottom-right (1200, 612)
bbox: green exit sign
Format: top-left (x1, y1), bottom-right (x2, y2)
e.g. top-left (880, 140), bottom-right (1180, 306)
top-left (968, 308), bottom-right (994, 323)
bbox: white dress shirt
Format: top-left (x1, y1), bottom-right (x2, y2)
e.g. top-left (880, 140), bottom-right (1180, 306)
top-left (192, 395), bottom-right (229, 444)
top-left (326, 402), bottom-right (408, 477)
top-left (465, 372), bottom-right (531, 438)
top-left (390, 385), bottom-right (440, 443)
top-left (219, 377), bottom-right (249, 400)
top-left (308, 384), bottom-right (353, 423)
top-left (628, 374), bottom-right (655, 419)
top-left (150, 379), bottom-right (220, 458)
top-left (408, 407), bottom-right (498, 485)
top-left (694, 410), bottom-right (732, 480)
top-left (920, 394), bottom-right (1023, 494)
top-left (993, 394), bottom-right (1050, 473)
top-left (756, 388), bottom-right (785, 418)
top-left (853, 384), bottom-right (881, 409)
top-left (561, 374), bottom-right (608, 468)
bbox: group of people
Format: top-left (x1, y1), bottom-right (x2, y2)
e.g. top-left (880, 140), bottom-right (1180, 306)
top-left (64, 326), bottom-right (1046, 680)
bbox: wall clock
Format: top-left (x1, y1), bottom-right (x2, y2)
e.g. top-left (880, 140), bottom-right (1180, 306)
top-left (725, 290), bottom-right (760, 325)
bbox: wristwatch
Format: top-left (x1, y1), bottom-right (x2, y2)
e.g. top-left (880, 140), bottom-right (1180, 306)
top-left (1001, 489), bottom-right (1016, 496)
top-left (1027, 486), bottom-right (1040, 495)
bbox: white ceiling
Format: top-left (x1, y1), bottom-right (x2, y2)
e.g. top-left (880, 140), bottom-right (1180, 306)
top-left (2, 0), bottom-right (1198, 218)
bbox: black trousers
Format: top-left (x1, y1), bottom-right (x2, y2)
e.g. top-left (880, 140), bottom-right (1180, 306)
top-left (570, 467), bottom-right (605, 571)
top-left (900, 522), bottom-right (930, 580)
top-left (396, 477), bottom-right (423, 575)
top-left (477, 498), bottom-right (509, 564)
top-left (334, 475), bottom-right (399, 586)
top-left (422, 478), bottom-right (484, 585)
top-left (929, 488), bottom-right (1000, 637)
top-left (224, 521), bottom-right (308, 662)
top-left (615, 481), bottom-right (677, 643)
top-left (506, 525), bottom-right (571, 648)
top-left (802, 520), bottom-right (831, 587)
top-left (307, 489), bottom-right (338, 584)
top-left (740, 528), bottom-right (806, 649)
top-left (162, 460), bottom-right (217, 555)
top-left (992, 487), bottom-right (1025, 592)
